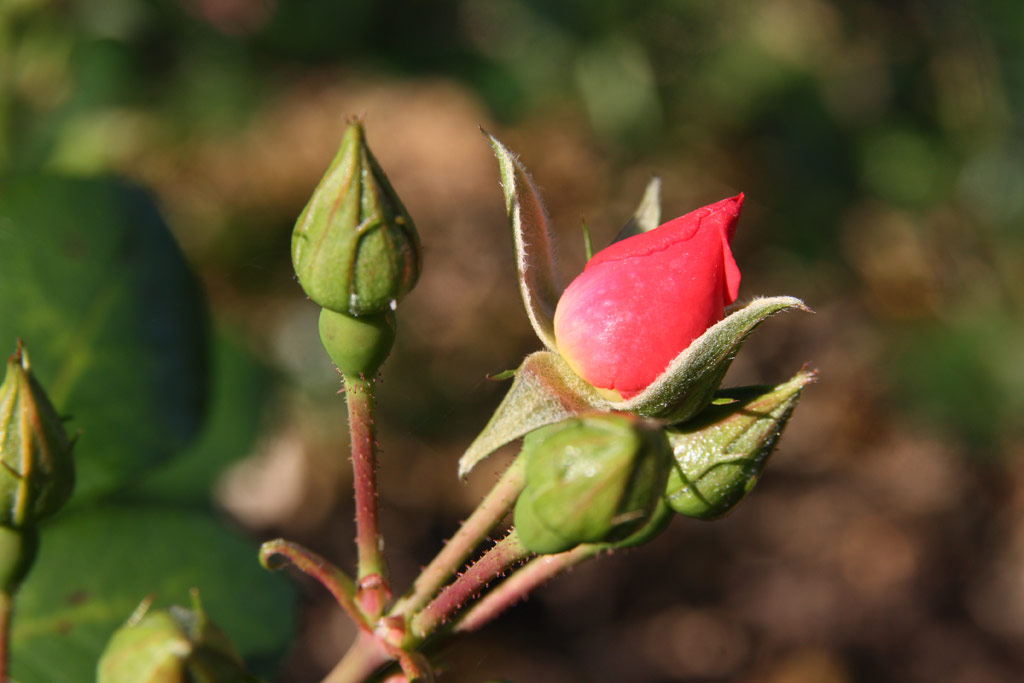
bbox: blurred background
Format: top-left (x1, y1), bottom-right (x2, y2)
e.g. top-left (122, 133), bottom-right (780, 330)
top-left (2, 0), bottom-right (1023, 681)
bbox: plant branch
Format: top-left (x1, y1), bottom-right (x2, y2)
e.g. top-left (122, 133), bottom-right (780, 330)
top-left (409, 529), bottom-right (531, 640)
top-left (321, 631), bottom-right (393, 683)
top-left (259, 539), bottom-right (369, 631)
top-left (389, 456), bottom-right (526, 618)
top-left (453, 543), bottom-right (601, 634)
top-left (344, 373), bottom-right (389, 617)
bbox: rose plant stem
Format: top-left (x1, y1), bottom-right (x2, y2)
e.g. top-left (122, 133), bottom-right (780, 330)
top-left (322, 631), bottom-right (393, 683)
top-left (389, 456), bottom-right (526, 619)
top-left (344, 373), bottom-right (389, 616)
top-left (0, 590), bottom-right (10, 682)
top-left (409, 529), bottom-right (532, 640)
top-left (453, 543), bottom-right (601, 634)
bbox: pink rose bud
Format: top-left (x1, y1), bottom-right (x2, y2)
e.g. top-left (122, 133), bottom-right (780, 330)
top-left (553, 195), bottom-right (743, 400)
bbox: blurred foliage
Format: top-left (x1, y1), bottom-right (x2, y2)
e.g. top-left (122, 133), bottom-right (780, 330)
top-left (1, 0), bottom-right (1023, 681)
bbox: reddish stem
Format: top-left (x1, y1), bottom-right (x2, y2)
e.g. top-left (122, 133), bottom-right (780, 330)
top-left (389, 456), bottom-right (526, 618)
top-left (259, 539), bottom-right (368, 631)
top-left (453, 543), bottom-right (600, 634)
top-left (344, 374), bottom-right (390, 616)
top-left (409, 530), bottom-right (531, 639)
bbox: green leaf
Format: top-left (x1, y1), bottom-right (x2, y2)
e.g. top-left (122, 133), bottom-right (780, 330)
top-left (611, 176), bottom-right (662, 244)
top-left (127, 335), bottom-right (275, 505)
top-left (10, 505), bottom-right (297, 682)
top-left (619, 296), bottom-right (810, 422)
top-left (459, 351), bottom-right (603, 477)
top-left (485, 132), bottom-right (561, 351)
top-left (0, 175), bottom-right (208, 500)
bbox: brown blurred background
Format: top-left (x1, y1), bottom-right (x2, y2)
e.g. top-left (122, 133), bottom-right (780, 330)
top-left (3, 0), bottom-right (1024, 681)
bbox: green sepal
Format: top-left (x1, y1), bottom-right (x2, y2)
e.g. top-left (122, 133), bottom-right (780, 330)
top-left (616, 296), bottom-right (811, 423)
top-left (664, 367), bottom-right (816, 519)
top-left (610, 176), bottom-right (662, 245)
top-left (485, 132), bottom-right (561, 352)
top-left (459, 351), bottom-right (603, 478)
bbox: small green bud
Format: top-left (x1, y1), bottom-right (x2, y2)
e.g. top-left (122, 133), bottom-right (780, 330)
top-left (97, 591), bottom-right (259, 683)
top-left (0, 341), bottom-right (75, 528)
top-left (319, 307), bottom-right (396, 377)
top-left (664, 368), bottom-right (815, 519)
top-left (292, 120), bottom-right (421, 316)
top-left (514, 413), bottom-right (672, 554)
top-left (0, 525), bottom-right (38, 591)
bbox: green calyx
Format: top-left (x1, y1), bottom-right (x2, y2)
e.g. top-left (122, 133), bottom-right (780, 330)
top-left (97, 591), bottom-right (259, 683)
top-left (319, 307), bottom-right (396, 378)
top-left (0, 341), bottom-right (75, 528)
top-left (514, 413), bottom-right (672, 554)
top-left (664, 368), bottom-right (816, 519)
top-left (292, 119), bottom-right (421, 316)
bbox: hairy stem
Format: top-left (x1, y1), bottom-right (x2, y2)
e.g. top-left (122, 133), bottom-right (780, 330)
top-left (409, 529), bottom-right (531, 640)
top-left (389, 457), bottom-right (526, 618)
top-left (259, 539), bottom-right (368, 630)
top-left (322, 631), bottom-right (393, 683)
top-left (344, 373), bottom-right (389, 616)
top-left (454, 543), bottom-right (601, 634)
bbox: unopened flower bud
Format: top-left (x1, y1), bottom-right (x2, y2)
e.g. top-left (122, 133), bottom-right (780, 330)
top-left (664, 368), bottom-right (815, 519)
top-left (292, 120), bottom-right (421, 316)
top-left (514, 413), bottom-right (672, 554)
top-left (319, 307), bottom-right (396, 377)
top-left (0, 341), bottom-right (74, 528)
top-left (97, 591), bottom-right (259, 683)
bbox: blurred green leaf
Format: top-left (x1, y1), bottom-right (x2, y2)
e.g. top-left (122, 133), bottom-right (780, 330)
top-left (10, 505), bottom-right (296, 682)
top-left (0, 175), bottom-right (207, 500)
top-left (128, 334), bottom-right (275, 506)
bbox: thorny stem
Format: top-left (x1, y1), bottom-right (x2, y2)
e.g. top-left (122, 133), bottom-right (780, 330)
top-left (259, 539), bottom-right (368, 630)
top-left (389, 456), bottom-right (526, 619)
top-left (344, 373), bottom-right (389, 617)
top-left (454, 543), bottom-right (601, 634)
top-left (0, 590), bottom-right (11, 682)
top-left (409, 529), bottom-right (531, 640)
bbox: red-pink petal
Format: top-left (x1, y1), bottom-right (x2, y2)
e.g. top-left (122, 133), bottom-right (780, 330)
top-left (554, 194), bottom-right (743, 398)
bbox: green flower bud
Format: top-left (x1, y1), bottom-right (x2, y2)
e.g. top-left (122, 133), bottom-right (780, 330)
top-left (0, 525), bottom-right (38, 592)
top-left (514, 414), bottom-right (672, 554)
top-left (97, 591), bottom-right (260, 683)
top-left (664, 368), bottom-right (815, 519)
top-left (319, 307), bottom-right (396, 378)
top-left (292, 120), bottom-right (421, 316)
top-left (0, 341), bottom-right (75, 528)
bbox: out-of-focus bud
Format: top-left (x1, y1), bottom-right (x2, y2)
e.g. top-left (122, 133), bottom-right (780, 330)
top-left (514, 413), bottom-right (672, 554)
top-left (319, 308), bottom-right (396, 378)
top-left (292, 119), bottom-right (421, 316)
top-left (664, 368), bottom-right (815, 519)
top-left (0, 525), bottom-right (38, 592)
top-left (97, 591), bottom-right (259, 683)
top-left (0, 341), bottom-right (74, 528)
